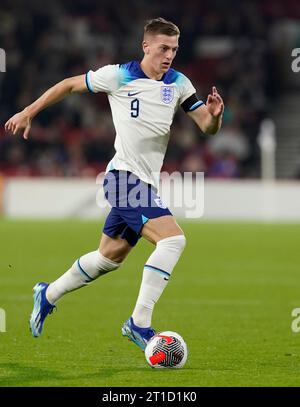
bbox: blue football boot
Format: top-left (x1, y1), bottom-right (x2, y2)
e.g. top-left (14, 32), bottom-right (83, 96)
top-left (29, 282), bottom-right (56, 337)
top-left (122, 317), bottom-right (156, 351)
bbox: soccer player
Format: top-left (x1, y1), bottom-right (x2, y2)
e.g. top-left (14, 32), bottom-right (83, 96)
top-left (5, 18), bottom-right (224, 350)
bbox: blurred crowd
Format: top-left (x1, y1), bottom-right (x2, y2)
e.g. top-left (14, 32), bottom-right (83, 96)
top-left (0, 0), bottom-right (298, 178)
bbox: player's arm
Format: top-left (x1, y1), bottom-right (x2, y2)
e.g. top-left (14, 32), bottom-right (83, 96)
top-left (187, 86), bottom-right (224, 135)
top-left (5, 74), bottom-right (88, 139)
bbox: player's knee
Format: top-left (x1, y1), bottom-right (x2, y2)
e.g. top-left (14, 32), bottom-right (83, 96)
top-left (99, 236), bottom-right (132, 263)
top-left (96, 251), bottom-right (121, 274)
top-left (76, 250), bottom-right (121, 282)
top-left (99, 247), bottom-right (129, 263)
top-left (157, 234), bottom-right (186, 256)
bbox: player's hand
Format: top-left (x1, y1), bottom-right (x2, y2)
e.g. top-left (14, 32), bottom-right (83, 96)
top-left (206, 86), bottom-right (224, 118)
top-left (5, 109), bottom-right (32, 140)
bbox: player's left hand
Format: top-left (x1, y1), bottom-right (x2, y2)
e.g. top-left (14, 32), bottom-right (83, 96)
top-left (206, 86), bottom-right (224, 117)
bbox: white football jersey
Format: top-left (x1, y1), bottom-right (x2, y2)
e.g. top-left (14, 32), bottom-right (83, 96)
top-left (86, 61), bottom-right (203, 190)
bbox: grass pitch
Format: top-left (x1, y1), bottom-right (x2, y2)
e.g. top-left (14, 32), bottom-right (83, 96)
top-left (0, 219), bottom-right (299, 387)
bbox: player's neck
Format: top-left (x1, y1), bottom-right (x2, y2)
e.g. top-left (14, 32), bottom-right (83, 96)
top-left (140, 59), bottom-right (163, 81)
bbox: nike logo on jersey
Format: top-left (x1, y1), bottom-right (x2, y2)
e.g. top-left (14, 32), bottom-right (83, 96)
top-left (128, 91), bottom-right (141, 96)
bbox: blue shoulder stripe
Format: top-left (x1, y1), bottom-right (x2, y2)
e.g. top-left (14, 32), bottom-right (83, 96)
top-left (119, 61), bottom-right (182, 85)
top-left (119, 61), bottom-right (147, 86)
top-left (162, 68), bottom-right (180, 85)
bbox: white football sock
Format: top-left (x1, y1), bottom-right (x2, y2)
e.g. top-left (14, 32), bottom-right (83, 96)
top-left (132, 235), bottom-right (186, 328)
top-left (46, 250), bottom-right (121, 304)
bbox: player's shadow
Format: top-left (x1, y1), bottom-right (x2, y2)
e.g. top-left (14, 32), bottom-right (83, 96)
top-left (0, 362), bottom-right (63, 386)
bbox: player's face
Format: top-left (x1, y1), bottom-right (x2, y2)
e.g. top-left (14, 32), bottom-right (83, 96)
top-left (143, 34), bottom-right (179, 74)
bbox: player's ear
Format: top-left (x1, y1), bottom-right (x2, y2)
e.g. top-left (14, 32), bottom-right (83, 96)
top-left (142, 39), bottom-right (150, 55)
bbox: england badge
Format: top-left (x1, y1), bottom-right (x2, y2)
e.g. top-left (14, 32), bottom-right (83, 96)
top-left (161, 86), bottom-right (174, 104)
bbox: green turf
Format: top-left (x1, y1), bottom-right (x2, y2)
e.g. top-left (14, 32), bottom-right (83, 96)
top-left (0, 219), bottom-right (299, 386)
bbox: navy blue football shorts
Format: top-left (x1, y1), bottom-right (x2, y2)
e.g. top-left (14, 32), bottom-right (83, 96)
top-left (102, 170), bottom-right (172, 247)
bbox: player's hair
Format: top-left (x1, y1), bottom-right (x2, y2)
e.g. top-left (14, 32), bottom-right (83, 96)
top-left (144, 17), bottom-right (180, 37)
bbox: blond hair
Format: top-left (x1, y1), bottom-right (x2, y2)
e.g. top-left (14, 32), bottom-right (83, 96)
top-left (144, 17), bottom-right (180, 38)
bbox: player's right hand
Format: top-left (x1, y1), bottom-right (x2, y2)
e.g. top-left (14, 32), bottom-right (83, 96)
top-left (5, 110), bottom-right (32, 139)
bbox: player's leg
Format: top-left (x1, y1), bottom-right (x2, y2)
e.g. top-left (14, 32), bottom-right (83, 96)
top-left (45, 233), bottom-right (132, 304)
top-left (140, 214), bottom-right (184, 243)
top-left (130, 215), bottom-right (186, 329)
top-left (120, 172), bottom-right (186, 350)
top-left (30, 233), bottom-right (132, 337)
top-left (99, 233), bottom-right (133, 263)
top-left (122, 215), bottom-right (186, 350)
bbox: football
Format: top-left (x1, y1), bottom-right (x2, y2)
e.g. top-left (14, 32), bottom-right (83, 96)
top-left (144, 331), bottom-right (188, 369)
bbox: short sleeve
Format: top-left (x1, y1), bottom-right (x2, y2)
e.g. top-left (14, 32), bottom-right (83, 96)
top-left (178, 73), bottom-right (197, 104)
top-left (86, 64), bottom-right (120, 94)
